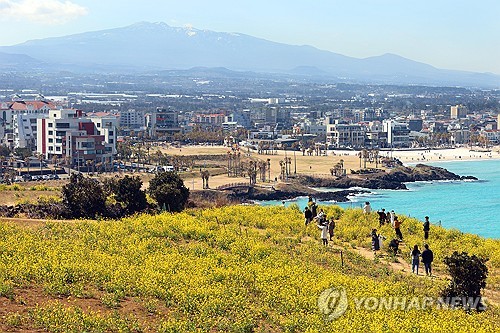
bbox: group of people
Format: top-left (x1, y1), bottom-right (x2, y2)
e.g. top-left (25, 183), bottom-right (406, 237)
top-left (305, 197), bottom-right (335, 246)
top-left (370, 208), bottom-right (434, 276)
top-left (306, 199), bottom-right (435, 276)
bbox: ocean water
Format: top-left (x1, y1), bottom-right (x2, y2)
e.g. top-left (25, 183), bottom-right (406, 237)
top-left (259, 159), bottom-right (500, 239)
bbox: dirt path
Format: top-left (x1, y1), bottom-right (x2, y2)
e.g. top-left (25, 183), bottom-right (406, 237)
top-left (322, 238), bottom-right (500, 305)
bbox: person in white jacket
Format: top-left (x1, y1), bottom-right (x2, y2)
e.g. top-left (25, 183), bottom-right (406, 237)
top-left (318, 223), bottom-right (329, 246)
top-left (363, 202), bottom-right (372, 214)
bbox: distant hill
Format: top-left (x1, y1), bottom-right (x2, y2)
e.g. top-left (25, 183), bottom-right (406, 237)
top-left (0, 22), bottom-right (499, 87)
top-left (0, 52), bottom-right (46, 70)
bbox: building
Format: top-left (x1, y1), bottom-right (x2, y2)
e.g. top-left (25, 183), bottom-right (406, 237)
top-left (119, 109), bottom-right (146, 132)
top-left (408, 118), bottom-right (423, 132)
top-left (383, 120), bottom-right (410, 148)
top-left (36, 109), bottom-right (117, 168)
top-left (326, 119), bottom-right (366, 148)
top-left (1, 99), bottom-right (55, 147)
top-left (12, 113), bottom-right (47, 149)
top-left (225, 110), bottom-right (251, 128)
top-left (450, 105), bottom-right (467, 119)
top-left (148, 108), bottom-right (182, 139)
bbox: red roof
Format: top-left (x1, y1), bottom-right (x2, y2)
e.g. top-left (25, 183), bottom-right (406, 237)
top-left (9, 100), bottom-right (56, 111)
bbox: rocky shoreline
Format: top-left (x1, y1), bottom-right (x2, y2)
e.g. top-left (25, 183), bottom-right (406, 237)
top-left (197, 164), bottom-right (478, 205)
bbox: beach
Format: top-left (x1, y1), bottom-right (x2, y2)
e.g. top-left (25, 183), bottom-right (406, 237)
top-left (389, 146), bottom-right (500, 163)
top-left (156, 145), bottom-right (500, 190)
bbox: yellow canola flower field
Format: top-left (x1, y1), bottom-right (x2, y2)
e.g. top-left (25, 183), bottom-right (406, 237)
top-left (0, 204), bottom-right (498, 332)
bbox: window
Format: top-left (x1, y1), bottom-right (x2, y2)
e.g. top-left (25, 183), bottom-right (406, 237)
top-left (109, 131), bottom-right (114, 136)
top-left (48, 130), bottom-right (53, 135)
top-left (56, 147), bottom-right (61, 151)
top-left (56, 123), bottom-right (70, 129)
top-left (48, 146), bottom-right (53, 151)
top-left (48, 138), bottom-right (53, 143)
top-left (109, 139), bottom-right (114, 144)
top-left (97, 123), bottom-right (101, 127)
top-left (48, 123), bottom-right (53, 127)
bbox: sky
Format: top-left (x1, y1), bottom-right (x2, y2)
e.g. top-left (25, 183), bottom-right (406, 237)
top-left (0, 0), bottom-right (499, 74)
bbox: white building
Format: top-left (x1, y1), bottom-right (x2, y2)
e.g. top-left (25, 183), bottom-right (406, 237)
top-left (326, 119), bottom-right (366, 148)
top-left (383, 120), bottom-right (410, 148)
top-left (12, 113), bottom-right (48, 149)
top-left (119, 109), bottom-right (146, 132)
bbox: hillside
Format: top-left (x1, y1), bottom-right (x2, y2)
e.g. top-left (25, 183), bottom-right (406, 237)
top-left (0, 205), bottom-right (499, 332)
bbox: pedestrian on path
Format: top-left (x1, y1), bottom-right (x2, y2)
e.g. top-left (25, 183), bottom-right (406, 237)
top-left (421, 244), bottom-right (434, 276)
top-left (411, 245), bottom-right (421, 275)
top-left (423, 216), bottom-right (430, 240)
top-left (394, 216), bottom-right (403, 240)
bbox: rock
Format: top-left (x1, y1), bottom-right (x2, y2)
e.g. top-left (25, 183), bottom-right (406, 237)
top-left (296, 164), bottom-right (476, 190)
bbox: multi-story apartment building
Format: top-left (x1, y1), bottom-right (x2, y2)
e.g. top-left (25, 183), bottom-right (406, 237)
top-left (450, 104), bottom-right (467, 119)
top-left (36, 109), bottom-right (117, 168)
top-left (326, 119), bottom-right (366, 148)
top-left (383, 120), bottom-right (410, 147)
top-left (1, 99), bottom-right (55, 147)
top-left (12, 113), bottom-right (47, 149)
top-left (119, 109), bottom-right (146, 132)
top-left (148, 108), bottom-right (182, 139)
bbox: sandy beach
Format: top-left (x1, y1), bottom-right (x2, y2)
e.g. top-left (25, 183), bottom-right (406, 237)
top-left (153, 145), bottom-right (500, 190)
top-left (389, 146), bottom-right (500, 164)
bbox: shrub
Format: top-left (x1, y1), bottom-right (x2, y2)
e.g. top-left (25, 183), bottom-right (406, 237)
top-left (148, 172), bottom-right (189, 212)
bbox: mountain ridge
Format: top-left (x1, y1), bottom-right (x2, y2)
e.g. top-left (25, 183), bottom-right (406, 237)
top-left (0, 22), bottom-right (498, 88)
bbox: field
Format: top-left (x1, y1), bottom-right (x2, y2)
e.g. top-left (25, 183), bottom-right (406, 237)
top-left (0, 205), bottom-right (499, 332)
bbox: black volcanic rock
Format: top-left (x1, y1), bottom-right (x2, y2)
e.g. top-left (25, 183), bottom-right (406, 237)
top-left (297, 164), bottom-right (476, 190)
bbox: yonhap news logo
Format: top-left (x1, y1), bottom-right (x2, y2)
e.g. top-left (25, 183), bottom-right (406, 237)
top-left (317, 286), bottom-right (348, 321)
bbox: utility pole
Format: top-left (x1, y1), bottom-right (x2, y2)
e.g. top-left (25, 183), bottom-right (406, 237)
top-left (294, 150), bottom-right (297, 174)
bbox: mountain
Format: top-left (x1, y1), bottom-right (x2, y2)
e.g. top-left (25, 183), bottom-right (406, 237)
top-left (0, 52), bottom-right (46, 70)
top-left (0, 22), bottom-right (498, 87)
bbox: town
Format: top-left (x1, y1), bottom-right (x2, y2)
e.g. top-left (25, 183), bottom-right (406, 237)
top-left (0, 72), bottom-right (499, 182)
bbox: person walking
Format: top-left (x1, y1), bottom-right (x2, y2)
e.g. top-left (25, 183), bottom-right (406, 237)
top-left (371, 229), bottom-right (380, 252)
top-left (328, 218), bottom-right (335, 241)
top-left (394, 215), bottom-right (403, 240)
top-left (311, 202), bottom-right (318, 218)
top-left (421, 244), bottom-right (434, 276)
top-left (304, 206), bottom-right (313, 226)
top-left (318, 222), bottom-right (329, 246)
top-left (377, 208), bottom-right (387, 227)
top-left (363, 202), bottom-right (372, 214)
top-left (411, 245), bottom-right (421, 275)
top-left (389, 210), bottom-right (395, 226)
top-left (423, 216), bottom-right (430, 240)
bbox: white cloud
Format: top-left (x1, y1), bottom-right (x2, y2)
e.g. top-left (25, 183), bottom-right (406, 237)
top-left (0, 0), bottom-right (88, 24)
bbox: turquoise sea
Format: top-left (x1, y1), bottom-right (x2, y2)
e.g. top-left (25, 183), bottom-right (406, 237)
top-left (260, 159), bottom-right (500, 239)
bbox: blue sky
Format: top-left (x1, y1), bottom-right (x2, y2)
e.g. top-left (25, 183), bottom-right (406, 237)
top-left (0, 0), bottom-right (499, 74)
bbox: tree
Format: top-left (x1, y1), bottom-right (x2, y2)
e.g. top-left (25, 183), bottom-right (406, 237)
top-left (62, 173), bottom-right (107, 219)
top-left (148, 171), bottom-right (189, 212)
top-left (0, 145), bottom-right (11, 157)
top-left (107, 175), bottom-right (148, 215)
top-left (441, 251), bottom-right (488, 311)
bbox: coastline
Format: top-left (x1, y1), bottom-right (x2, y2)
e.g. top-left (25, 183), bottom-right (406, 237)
top-left (389, 146), bottom-right (500, 164)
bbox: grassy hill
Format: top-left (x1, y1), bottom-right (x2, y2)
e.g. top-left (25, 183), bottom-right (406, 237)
top-left (0, 205), bottom-right (499, 332)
